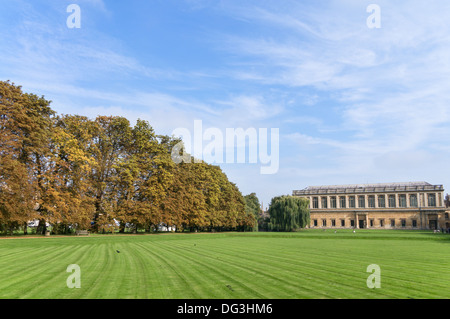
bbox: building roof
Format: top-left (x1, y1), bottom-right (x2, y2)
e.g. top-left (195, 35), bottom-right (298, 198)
top-left (293, 182), bottom-right (444, 195)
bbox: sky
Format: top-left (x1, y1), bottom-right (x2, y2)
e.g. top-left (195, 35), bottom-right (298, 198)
top-left (1, 0), bottom-right (449, 207)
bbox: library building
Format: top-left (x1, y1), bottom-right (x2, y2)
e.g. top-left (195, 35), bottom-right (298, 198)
top-left (293, 182), bottom-right (449, 230)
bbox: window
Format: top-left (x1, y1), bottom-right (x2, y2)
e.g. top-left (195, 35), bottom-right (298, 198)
top-left (312, 197), bottom-right (318, 209)
top-left (401, 219), bottom-right (406, 227)
top-left (445, 213), bottom-right (449, 219)
top-left (380, 219), bottom-right (384, 227)
top-left (388, 195), bottom-right (396, 208)
top-left (412, 219), bottom-right (417, 228)
top-left (358, 196), bottom-right (365, 208)
top-left (330, 196), bottom-right (337, 208)
top-left (313, 219), bottom-right (318, 227)
top-left (428, 194), bottom-right (436, 207)
top-left (331, 219), bottom-right (336, 227)
top-left (322, 219), bottom-right (327, 227)
top-left (391, 219), bottom-right (395, 227)
top-left (349, 196), bottom-right (355, 208)
top-left (378, 195), bottom-right (385, 208)
top-left (410, 194), bottom-right (418, 207)
top-left (399, 194), bottom-right (407, 208)
top-left (341, 219), bottom-right (345, 227)
top-left (369, 219), bottom-right (374, 227)
top-left (321, 197), bottom-right (328, 209)
top-left (350, 220), bottom-right (355, 227)
top-left (368, 195), bottom-right (375, 208)
top-left (340, 196), bottom-right (346, 208)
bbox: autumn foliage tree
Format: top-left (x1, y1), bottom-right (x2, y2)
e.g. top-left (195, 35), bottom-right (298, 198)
top-left (0, 81), bottom-right (54, 234)
top-left (0, 81), bottom-right (255, 235)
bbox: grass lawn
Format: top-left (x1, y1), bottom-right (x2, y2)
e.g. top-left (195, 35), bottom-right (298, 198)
top-left (0, 229), bottom-right (449, 299)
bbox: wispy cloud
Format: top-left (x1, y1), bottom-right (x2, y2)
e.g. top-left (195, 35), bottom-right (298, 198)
top-left (1, 0), bottom-right (449, 203)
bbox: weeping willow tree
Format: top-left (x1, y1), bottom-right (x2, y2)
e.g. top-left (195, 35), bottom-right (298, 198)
top-left (268, 195), bottom-right (310, 232)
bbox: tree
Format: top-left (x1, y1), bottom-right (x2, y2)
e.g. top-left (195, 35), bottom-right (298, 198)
top-left (0, 81), bottom-right (55, 235)
top-left (49, 115), bottom-right (97, 233)
top-left (244, 193), bottom-right (261, 231)
top-left (268, 195), bottom-right (310, 232)
top-left (113, 119), bottom-right (174, 233)
top-left (89, 115), bottom-right (132, 232)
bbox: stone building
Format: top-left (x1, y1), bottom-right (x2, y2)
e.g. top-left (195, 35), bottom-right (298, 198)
top-left (293, 182), bottom-right (448, 230)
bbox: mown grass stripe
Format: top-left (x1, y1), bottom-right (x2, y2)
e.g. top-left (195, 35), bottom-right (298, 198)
top-left (0, 245), bottom-right (70, 297)
top-left (20, 244), bottom-right (90, 299)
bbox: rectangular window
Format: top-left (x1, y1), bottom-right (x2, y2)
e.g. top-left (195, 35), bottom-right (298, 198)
top-left (350, 220), bottom-right (355, 227)
top-left (349, 196), bottom-right (355, 208)
top-left (340, 196), bottom-right (346, 208)
top-left (341, 219), bottom-right (345, 227)
top-left (378, 195), bottom-right (385, 208)
top-left (322, 219), bottom-right (327, 227)
top-left (380, 219), bottom-right (384, 227)
top-left (369, 219), bottom-right (374, 227)
top-left (313, 219), bottom-right (318, 227)
top-left (358, 196), bottom-right (365, 208)
top-left (399, 194), bottom-right (407, 208)
top-left (330, 196), bottom-right (337, 208)
top-left (428, 194), bottom-right (436, 207)
top-left (389, 195), bottom-right (396, 208)
top-left (331, 219), bottom-right (336, 227)
top-left (321, 197), bottom-right (328, 209)
top-left (412, 219), bottom-right (417, 227)
top-left (313, 197), bottom-right (318, 209)
top-left (410, 194), bottom-right (418, 207)
top-left (391, 219), bottom-right (395, 227)
top-left (368, 195), bottom-right (375, 208)
top-left (445, 213), bottom-right (449, 219)
top-left (401, 219), bottom-right (406, 227)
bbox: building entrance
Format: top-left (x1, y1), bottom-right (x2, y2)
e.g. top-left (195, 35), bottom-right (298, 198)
top-left (359, 220), bottom-right (365, 229)
top-left (429, 220), bottom-right (437, 230)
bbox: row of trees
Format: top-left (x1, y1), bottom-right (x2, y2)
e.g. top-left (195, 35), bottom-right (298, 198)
top-left (0, 81), bottom-right (257, 235)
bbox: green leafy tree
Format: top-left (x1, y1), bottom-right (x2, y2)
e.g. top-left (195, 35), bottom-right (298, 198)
top-left (268, 195), bottom-right (310, 232)
top-left (244, 193), bottom-right (261, 231)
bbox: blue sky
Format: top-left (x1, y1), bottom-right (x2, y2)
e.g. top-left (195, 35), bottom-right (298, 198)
top-left (1, 0), bottom-right (450, 207)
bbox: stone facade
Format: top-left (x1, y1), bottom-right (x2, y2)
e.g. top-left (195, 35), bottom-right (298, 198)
top-left (293, 182), bottom-right (448, 230)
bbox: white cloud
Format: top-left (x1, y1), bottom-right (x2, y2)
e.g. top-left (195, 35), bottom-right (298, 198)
top-left (2, 0), bottom-right (450, 204)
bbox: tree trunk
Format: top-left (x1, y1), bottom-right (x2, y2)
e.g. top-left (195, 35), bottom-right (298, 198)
top-left (39, 218), bottom-right (47, 235)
